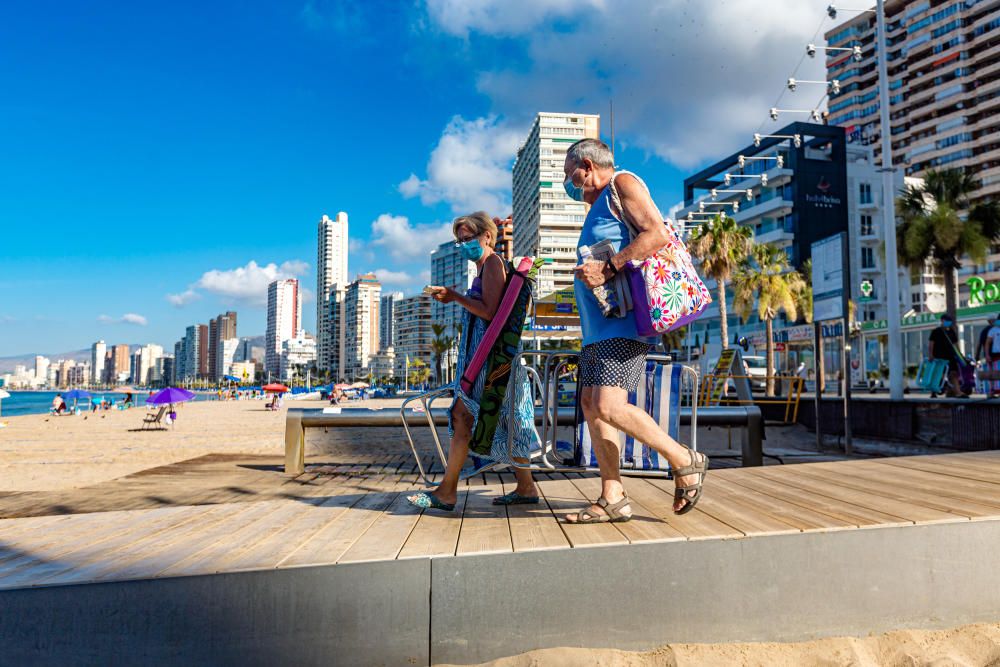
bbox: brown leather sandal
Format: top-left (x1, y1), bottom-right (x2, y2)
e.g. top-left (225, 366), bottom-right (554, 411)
top-left (565, 495), bottom-right (633, 524)
top-left (673, 448), bottom-right (709, 515)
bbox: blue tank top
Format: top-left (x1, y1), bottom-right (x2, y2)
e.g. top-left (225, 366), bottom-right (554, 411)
top-left (574, 174), bottom-right (658, 347)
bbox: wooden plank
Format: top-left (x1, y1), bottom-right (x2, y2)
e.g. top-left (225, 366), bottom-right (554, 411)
top-left (0, 506), bottom-right (217, 589)
top-left (707, 475), bottom-right (856, 532)
top-left (568, 475), bottom-right (685, 544)
top-left (277, 477), bottom-right (403, 568)
top-left (878, 454), bottom-right (1000, 486)
top-left (504, 474), bottom-right (573, 553)
top-left (793, 462), bottom-right (1000, 519)
top-left (397, 480), bottom-right (470, 560)
top-left (455, 475), bottom-right (514, 556)
top-left (0, 514), bottom-right (75, 541)
top-left (644, 476), bottom-right (801, 537)
top-left (747, 466), bottom-right (958, 525)
top-left (17, 504), bottom-right (253, 588)
top-left (722, 470), bottom-right (912, 528)
top-left (863, 460), bottom-right (1000, 510)
top-left (88, 501), bottom-right (291, 584)
top-left (534, 474), bottom-right (628, 548)
top-left (618, 477), bottom-right (743, 540)
top-left (338, 474), bottom-right (426, 564)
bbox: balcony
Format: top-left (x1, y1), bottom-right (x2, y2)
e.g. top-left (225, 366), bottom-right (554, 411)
top-left (733, 195), bottom-right (793, 224)
top-left (755, 226), bottom-right (795, 246)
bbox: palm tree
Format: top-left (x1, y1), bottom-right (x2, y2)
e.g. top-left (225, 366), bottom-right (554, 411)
top-left (430, 324), bottom-right (453, 385)
top-left (732, 243), bottom-right (805, 396)
top-left (688, 214), bottom-right (754, 351)
top-left (896, 168), bottom-right (1000, 319)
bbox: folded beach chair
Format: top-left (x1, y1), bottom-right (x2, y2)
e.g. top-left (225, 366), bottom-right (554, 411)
top-left (916, 358), bottom-right (948, 393)
top-left (140, 406), bottom-right (167, 431)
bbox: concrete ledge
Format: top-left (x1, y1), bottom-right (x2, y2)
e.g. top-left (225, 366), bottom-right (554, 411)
top-left (430, 519), bottom-right (1000, 665)
top-left (0, 560), bottom-right (429, 667)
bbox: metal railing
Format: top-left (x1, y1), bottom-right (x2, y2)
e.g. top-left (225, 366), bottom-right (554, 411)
top-left (698, 374), bottom-right (804, 424)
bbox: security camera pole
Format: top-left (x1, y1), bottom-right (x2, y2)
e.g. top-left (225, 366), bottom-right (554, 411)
top-left (875, 0), bottom-right (904, 400)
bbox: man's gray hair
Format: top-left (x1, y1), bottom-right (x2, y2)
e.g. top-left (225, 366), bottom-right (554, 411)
top-left (566, 138), bottom-right (614, 169)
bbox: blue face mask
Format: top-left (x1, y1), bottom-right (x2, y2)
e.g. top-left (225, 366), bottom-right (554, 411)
top-left (458, 239), bottom-right (484, 262)
top-left (564, 175), bottom-right (584, 202)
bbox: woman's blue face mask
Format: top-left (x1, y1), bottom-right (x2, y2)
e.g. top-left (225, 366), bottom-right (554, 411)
top-left (457, 239), bottom-right (484, 262)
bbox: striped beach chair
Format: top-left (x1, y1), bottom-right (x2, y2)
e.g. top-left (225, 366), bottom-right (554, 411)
top-left (572, 361), bottom-right (692, 474)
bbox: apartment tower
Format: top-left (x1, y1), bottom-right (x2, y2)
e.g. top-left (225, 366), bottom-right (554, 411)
top-left (265, 279), bottom-right (301, 378)
top-left (512, 112), bottom-right (600, 298)
top-left (316, 212), bottom-right (349, 373)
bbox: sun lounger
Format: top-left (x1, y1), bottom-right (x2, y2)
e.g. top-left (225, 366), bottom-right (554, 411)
top-left (140, 406), bottom-right (167, 430)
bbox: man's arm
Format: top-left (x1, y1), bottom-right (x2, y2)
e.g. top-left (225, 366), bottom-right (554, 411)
top-left (608, 173), bottom-right (669, 273)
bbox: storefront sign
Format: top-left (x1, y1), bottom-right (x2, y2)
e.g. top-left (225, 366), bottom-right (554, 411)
top-left (859, 279), bottom-right (874, 303)
top-left (968, 276), bottom-right (1000, 307)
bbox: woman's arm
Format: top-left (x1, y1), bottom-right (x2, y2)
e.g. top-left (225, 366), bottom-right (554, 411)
top-left (575, 172), bottom-right (669, 288)
top-left (437, 255), bottom-right (506, 321)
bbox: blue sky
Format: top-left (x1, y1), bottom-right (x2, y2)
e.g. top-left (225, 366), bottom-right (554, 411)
top-left (0, 0), bottom-right (830, 356)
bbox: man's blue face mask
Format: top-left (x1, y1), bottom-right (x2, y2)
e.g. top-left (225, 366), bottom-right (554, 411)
top-left (458, 239), bottom-right (484, 262)
top-left (563, 175), bottom-right (584, 202)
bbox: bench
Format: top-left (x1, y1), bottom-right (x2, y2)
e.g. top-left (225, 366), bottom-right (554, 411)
top-left (283, 405), bottom-right (763, 477)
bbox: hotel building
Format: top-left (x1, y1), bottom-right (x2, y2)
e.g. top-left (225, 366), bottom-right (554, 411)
top-left (317, 212), bottom-right (349, 374)
top-left (512, 112), bottom-right (600, 298)
top-left (825, 0), bottom-right (1000, 304)
top-left (265, 278), bottom-right (301, 378)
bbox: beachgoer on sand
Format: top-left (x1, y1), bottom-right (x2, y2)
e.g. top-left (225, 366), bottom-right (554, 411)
top-left (564, 138), bottom-right (708, 522)
top-left (407, 212), bottom-right (541, 511)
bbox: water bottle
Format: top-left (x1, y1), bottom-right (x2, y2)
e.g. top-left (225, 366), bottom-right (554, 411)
top-left (579, 245), bottom-right (620, 317)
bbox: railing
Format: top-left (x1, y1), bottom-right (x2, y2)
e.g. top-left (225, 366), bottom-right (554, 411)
top-left (698, 374), bottom-right (804, 424)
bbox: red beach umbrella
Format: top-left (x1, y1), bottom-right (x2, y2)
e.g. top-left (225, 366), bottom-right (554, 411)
top-left (263, 383), bottom-right (289, 393)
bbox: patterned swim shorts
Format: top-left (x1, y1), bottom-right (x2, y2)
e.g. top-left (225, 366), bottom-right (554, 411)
top-left (579, 338), bottom-right (652, 392)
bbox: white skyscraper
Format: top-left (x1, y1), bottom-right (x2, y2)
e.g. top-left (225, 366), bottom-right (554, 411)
top-left (512, 112), bottom-right (600, 298)
top-left (317, 212), bottom-right (349, 373)
top-left (430, 240), bottom-right (477, 342)
top-left (91, 341), bottom-right (106, 385)
top-left (265, 278), bottom-right (301, 378)
top-left (34, 355), bottom-right (50, 385)
top-left (342, 274), bottom-right (381, 380)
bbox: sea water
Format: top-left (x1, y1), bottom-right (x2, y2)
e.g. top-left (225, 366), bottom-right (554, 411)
top-left (0, 391), bottom-right (209, 417)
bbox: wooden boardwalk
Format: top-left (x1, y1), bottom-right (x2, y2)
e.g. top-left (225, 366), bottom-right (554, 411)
top-left (2, 449), bottom-right (1000, 591)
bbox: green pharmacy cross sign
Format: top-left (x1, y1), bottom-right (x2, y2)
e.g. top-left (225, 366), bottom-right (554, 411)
top-left (859, 279), bottom-right (874, 303)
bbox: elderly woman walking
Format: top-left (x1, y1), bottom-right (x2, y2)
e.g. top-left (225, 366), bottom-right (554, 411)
top-left (564, 138), bottom-right (709, 523)
top-left (407, 212), bottom-right (540, 511)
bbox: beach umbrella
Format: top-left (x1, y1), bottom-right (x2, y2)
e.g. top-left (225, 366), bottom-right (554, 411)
top-left (63, 389), bottom-right (91, 411)
top-left (147, 387), bottom-right (196, 405)
top-left (223, 375), bottom-right (240, 383)
top-left (263, 383), bottom-right (289, 393)
top-left (0, 389), bottom-right (8, 417)
top-left (350, 381), bottom-right (369, 388)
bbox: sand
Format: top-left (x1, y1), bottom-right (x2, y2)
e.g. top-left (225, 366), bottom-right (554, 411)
top-left (3, 397), bottom-right (1000, 665)
top-left (0, 396), bottom-right (401, 492)
top-left (462, 623), bottom-right (1000, 666)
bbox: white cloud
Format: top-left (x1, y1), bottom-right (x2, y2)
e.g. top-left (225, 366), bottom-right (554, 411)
top-left (369, 213), bottom-right (453, 261)
top-left (373, 268), bottom-right (416, 286)
top-left (98, 313), bottom-right (148, 326)
top-left (399, 115), bottom-right (523, 214)
top-left (425, 0), bottom-right (831, 168)
top-left (166, 259), bottom-right (310, 307)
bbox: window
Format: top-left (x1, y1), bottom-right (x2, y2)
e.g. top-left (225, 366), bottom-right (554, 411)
top-left (859, 183), bottom-right (873, 204)
top-left (861, 247), bottom-right (875, 269)
top-left (860, 215), bottom-right (873, 236)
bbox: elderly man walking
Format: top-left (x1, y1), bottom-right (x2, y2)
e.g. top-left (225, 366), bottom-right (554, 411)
top-left (564, 138), bottom-right (708, 523)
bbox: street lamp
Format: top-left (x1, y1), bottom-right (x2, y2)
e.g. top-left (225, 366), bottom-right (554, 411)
top-left (788, 78), bottom-right (841, 95)
top-left (725, 173), bottom-right (768, 187)
top-left (754, 133), bottom-right (803, 148)
top-left (739, 154), bottom-right (784, 168)
top-left (770, 107), bottom-right (824, 122)
top-left (825, 5), bottom-right (875, 19)
top-left (710, 188), bottom-right (754, 201)
top-left (807, 44), bottom-right (863, 62)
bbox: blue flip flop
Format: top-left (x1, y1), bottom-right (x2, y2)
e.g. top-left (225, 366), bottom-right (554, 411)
top-left (492, 491), bottom-right (541, 506)
top-left (406, 491), bottom-right (455, 512)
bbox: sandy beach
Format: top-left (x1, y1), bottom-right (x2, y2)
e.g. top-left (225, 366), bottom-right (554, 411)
top-left (2, 397), bottom-right (999, 665)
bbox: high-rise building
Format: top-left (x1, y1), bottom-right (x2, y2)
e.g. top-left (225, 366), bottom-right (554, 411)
top-left (217, 337), bottom-right (239, 380)
top-left (265, 278), bottom-right (301, 378)
top-left (327, 286), bottom-right (347, 380)
top-left (317, 212), bottom-right (349, 373)
top-left (132, 344), bottom-right (163, 385)
top-left (112, 344), bottom-right (131, 383)
top-left (208, 311), bottom-right (237, 380)
top-left (280, 331), bottom-right (317, 380)
top-left (430, 240), bottom-right (477, 373)
top-left (512, 112), bottom-right (601, 297)
top-left (380, 292), bottom-right (404, 352)
top-left (34, 356), bottom-right (50, 385)
top-left (825, 0), bottom-right (1000, 311)
top-left (183, 326), bottom-right (200, 382)
top-left (677, 122), bottom-right (941, 380)
top-left (197, 323), bottom-right (209, 379)
top-left (342, 274), bottom-right (381, 379)
top-left (393, 294), bottom-right (434, 379)
top-left (495, 215), bottom-right (514, 262)
top-left (91, 341), bottom-right (106, 385)
top-left (173, 340), bottom-right (184, 383)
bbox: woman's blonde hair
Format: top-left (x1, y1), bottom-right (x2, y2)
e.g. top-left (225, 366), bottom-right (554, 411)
top-left (452, 211), bottom-right (497, 248)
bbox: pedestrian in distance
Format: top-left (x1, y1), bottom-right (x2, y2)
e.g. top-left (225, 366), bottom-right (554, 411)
top-left (564, 137), bottom-right (708, 522)
top-left (928, 313), bottom-right (967, 398)
top-left (985, 314), bottom-right (1000, 399)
